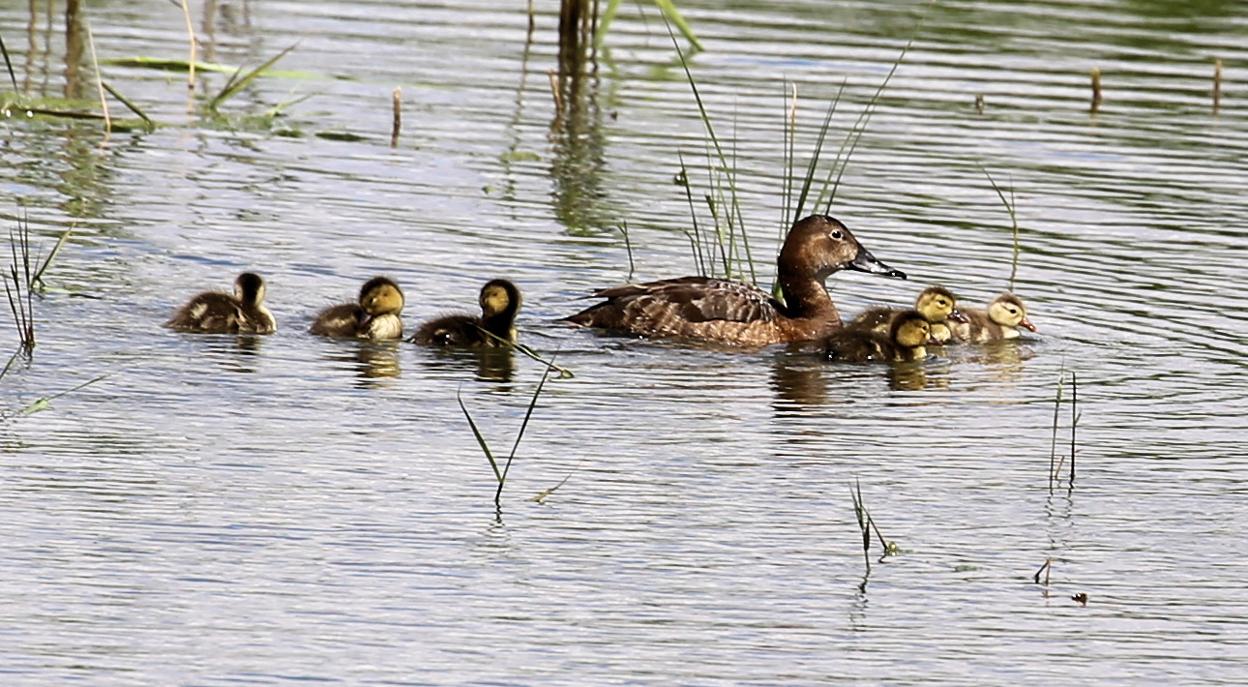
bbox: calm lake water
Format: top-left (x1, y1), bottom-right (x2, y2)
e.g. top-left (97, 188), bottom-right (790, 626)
top-left (2, 0), bottom-right (1247, 683)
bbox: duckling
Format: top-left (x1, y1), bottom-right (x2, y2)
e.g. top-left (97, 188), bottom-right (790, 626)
top-left (411, 279), bottom-right (522, 347)
top-left (564, 214), bottom-right (905, 346)
top-left (850, 285), bottom-right (965, 344)
top-left (825, 309), bottom-right (930, 363)
top-left (309, 276), bottom-right (405, 340)
top-left (949, 293), bottom-right (1037, 343)
top-left (165, 272), bottom-right (276, 334)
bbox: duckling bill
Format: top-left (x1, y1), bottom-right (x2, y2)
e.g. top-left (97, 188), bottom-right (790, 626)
top-left (825, 309), bottom-right (930, 363)
top-left (564, 214), bottom-right (905, 347)
top-left (411, 279), bottom-right (521, 347)
top-left (166, 272), bottom-right (277, 334)
top-left (310, 276), bottom-right (405, 340)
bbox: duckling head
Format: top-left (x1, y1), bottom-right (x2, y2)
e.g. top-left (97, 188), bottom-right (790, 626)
top-left (234, 272), bottom-right (267, 307)
top-left (891, 309), bottom-right (931, 350)
top-left (479, 279), bottom-right (522, 319)
top-left (915, 285), bottom-right (959, 323)
top-left (780, 215), bottom-right (906, 281)
top-left (988, 293), bottom-right (1037, 332)
top-left (359, 276), bottom-right (404, 316)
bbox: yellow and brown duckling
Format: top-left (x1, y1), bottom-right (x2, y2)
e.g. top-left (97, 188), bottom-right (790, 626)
top-left (564, 214), bottom-right (905, 347)
top-left (850, 285), bottom-right (966, 344)
top-left (309, 276), bottom-right (405, 340)
top-left (825, 309), bottom-right (930, 363)
top-left (949, 293), bottom-right (1037, 343)
top-left (411, 278), bottom-right (522, 347)
top-left (165, 272), bottom-right (277, 334)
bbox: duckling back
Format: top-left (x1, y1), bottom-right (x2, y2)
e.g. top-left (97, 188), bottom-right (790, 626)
top-left (166, 272), bottom-right (276, 334)
top-left (411, 314), bottom-right (486, 347)
top-left (310, 303), bottom-right (368, 337)
top-left (824, 328), bottom-right (896, 363)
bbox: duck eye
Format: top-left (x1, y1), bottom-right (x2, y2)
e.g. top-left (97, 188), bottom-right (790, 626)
top-left (830, 230), bottom-right (843, 240)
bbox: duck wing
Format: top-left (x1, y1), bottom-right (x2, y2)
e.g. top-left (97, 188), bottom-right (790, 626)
top-left (570, 277), bottom-right (782, 331)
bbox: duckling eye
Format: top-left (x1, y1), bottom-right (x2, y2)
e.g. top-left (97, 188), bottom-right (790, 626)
top-left (830, 230), bottom-right (843, 240)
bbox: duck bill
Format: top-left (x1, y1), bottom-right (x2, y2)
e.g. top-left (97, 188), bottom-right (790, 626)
top-left (948, 309), bottom-right (969, 324)
top-left (849, 247), bottom-right (906, 280)
top-left (1020, 316), bottom-right (1038, 332)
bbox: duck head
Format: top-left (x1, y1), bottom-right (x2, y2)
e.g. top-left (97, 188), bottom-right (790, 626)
top-left (988, 293), bottom-right (1036, 332)
top-left (233, 272), bottom-right (267, 307)
top-left (479, 279), bottom-right (522, 319)
top-left (359, 276), bottom-right (405, 316)
top-left (915, 285), bottom-right (960, 323)
top-left (891, 309), bottom-right (931, 350)
top-left (778, 215), bottom-right (906, 282)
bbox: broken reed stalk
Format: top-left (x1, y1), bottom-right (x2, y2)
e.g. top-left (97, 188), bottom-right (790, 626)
top-left (390, 86), bottom-right (401, 147)
top-left (547, 69), bottom-right (563, 120)
top-left (1033, 558), bottom-right (1052, 585)
top-left (83, 18), bottom-right (110, 132)
top-left (17, 374), bottom-right (107, 416)
top-left (1049, 361), bottom-right (1065, 491)
top-left (1213, 58), bottom-right (1222, 114)
top-left (101, 81), bottom-right (152, 127)
top-left (1070, 371), bottom-right (1078, 485)
top-left (180, 0), bottom-right (196, 102)
top-left (981, 166), bottom-right (1021, 292)
top-left (676, 153), bottom-right (707, 277)
top-left (458, 352), bottom-right (559, 511)
top-left (618, 220), bottom-right (635, 282)
top-left (1090, 67), bottom-right (1102, 113)
top-left (850, 479), bottom-right (870, 573)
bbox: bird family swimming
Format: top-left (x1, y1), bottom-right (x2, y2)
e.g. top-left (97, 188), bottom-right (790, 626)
top-left (564, 214), bottom-right (905, 346)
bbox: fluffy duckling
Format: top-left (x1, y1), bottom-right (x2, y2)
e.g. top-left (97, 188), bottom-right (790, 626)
top-left (165, 272), bottom-right (277, 334)
top-left (309, 276), bottom-right (405, 340)
top-left (949, 293), bottom-right (1037, 343)
top-left (850, 285), bottom-right (965, 344)
top-left (564, 214), bottom-right (905, 346)
top-left (411, 279), bottom-right (522, 347)
top-left (825, 309), bottom-right (930, 363)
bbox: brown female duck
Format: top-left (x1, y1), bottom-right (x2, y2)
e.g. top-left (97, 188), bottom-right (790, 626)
top-left (166, 272), bottom-right (277, 334)
top-left (411, 278), bottom-right (522, 347)
top-left (564, 214), bottom-right (905, 346)
top-left (310, 276), bottom-right (405, 340)
top-left (825, 309), bottom-right (930, 363)
top-left (850, 285), bottom-right (965, 344)
top-left (949, 293), bottom-right (1037, 343)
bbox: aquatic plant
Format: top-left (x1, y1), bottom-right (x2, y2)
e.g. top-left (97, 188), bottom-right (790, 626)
top-left (1049, 364), bottom-right (1080, 491)
top-left (981, 166), bottom-right (1022, 292)
top-left (849, 478), bottom-right (900, 577)
top-left (457, 357), bottom-right (558, 513)
top-left (593, 0), bottom-right (701, 52)
top-left (4, 216), bottom-right (38, 355)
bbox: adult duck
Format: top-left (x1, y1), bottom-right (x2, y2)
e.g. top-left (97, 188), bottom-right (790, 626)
top-left (564, 214), bottom-right (905, 347)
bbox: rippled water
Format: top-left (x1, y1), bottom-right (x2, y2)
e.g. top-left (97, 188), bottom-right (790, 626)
top-left (2, 0), bottom-right (1247, 683)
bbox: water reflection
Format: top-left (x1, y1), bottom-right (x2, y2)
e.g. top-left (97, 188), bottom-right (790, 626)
top-left (321, 341), bottom-right (402, 385)
top-left (549, 0), bottom-right (613, 233)
top-left (769, 349), bottom-right (952, 408)
top-left (417, 346), bottom-right (517, 384)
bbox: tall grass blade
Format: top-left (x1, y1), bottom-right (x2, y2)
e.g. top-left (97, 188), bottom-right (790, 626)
top-left (1049, 361), bottom-right (1066, 490)
top-left (0, 32), bottom-right (18, 91)
top-left (618, 221), bottom-right (636, 282)
top-left (18, 374), bottom-right (106, 416)
top-left (593, 0), bottom-right (622, 51)
top-left (795, 79), bottom-right (845, 220)
top-left (101, 81), bottom-right (153, 127)
top-left (32, 229), bottom-right (70, 288)
top-left (207, 43), bottom-right (298, 113)
top-left (497, 353), bottom-right (557, 504)
top-left (457, 386), bottom-right (502, 483)
top-left (981, 166), bottom-right (1020, 291)
top-left (653, 0), bottom-right (703, 51)
top-left (474, 328), bottom-right (574, 379)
